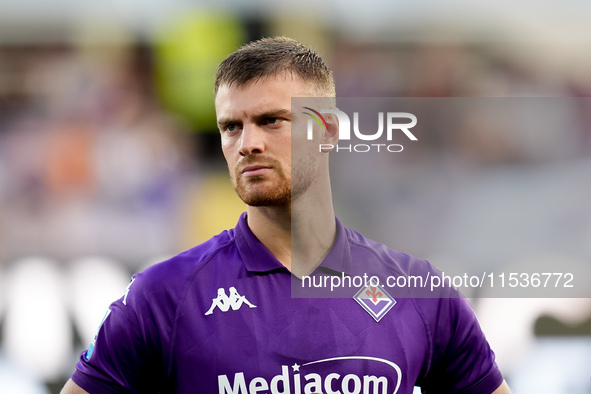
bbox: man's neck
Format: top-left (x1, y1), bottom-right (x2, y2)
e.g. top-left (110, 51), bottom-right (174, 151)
top-left (246, 205), bottom-right (292, 267)
top-left (246, 195), bottom-right (336, 277)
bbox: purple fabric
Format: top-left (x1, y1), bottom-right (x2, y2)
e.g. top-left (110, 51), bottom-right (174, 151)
top-left (72, 213), bottom-right (503, 393)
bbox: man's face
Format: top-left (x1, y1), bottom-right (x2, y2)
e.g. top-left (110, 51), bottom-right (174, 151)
top-left (215, 75), bottom-right (319, 206)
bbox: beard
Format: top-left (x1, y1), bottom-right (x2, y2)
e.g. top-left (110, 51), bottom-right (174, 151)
top-left (230, 158), bottom-right (292, 206)
top-left (230, 151), bottom-right (318, 207)
top-left (234, 175), bottom-right (291, 206)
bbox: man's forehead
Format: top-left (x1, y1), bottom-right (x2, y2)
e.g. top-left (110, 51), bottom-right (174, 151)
top-left (215, 92), bottom-right (292, 120)
top-left (216, 74), bottom-right (317, 100)
top-left (215, 79), bottom-right (312, 120)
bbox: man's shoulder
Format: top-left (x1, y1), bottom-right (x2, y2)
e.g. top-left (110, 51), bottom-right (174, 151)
top-left (344, 225), bottom-right (435, 276)
top-left (341, 224), bottom-right (458, 300)
top-left (130, 228), bottom-right (241, 300)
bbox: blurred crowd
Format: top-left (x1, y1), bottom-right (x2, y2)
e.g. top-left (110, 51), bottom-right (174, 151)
top-left (0, 43), bottom-right (195, 265)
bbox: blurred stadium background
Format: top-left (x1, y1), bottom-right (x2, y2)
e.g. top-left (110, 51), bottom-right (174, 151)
top-left (0, 0), bottom-right (590, 393)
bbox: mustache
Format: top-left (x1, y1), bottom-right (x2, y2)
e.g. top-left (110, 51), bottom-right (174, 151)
top-left (236, 156), bottom-right (281, 172)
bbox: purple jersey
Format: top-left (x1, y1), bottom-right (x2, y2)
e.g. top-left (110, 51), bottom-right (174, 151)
top-left (72, 213), bottom-right (503, 393)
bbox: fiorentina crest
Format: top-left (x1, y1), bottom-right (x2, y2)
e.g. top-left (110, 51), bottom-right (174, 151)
top-left (353, 284), bottom-right (396, 322)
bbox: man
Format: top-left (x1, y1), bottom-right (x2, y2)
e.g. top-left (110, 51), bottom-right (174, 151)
top-left (62, 37), bottom-right (511, 393)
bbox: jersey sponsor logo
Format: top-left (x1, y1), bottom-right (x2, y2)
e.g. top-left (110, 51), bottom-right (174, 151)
top-left (217, 356), bottom-right (402, 394)
top-left (85, 277), bottom-right (135, 360)
top-left (85, 308), bottom-right (111, 360)
top-left (353, 285), bottom-right (396, 322)
top-left (121, 277), bottom-right (136, 305)
top-left (205, 287), bottom-right (257, 315)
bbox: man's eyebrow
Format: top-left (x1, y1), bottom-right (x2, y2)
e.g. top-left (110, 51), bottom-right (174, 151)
top-left (251, 109), bottom-right (291, 122)
top-left (217, 117), bottom-right (238, 129)
top-left (217, 109), bottom-right (291, 129)
top-left (254, 109), bottom-right (291, 118)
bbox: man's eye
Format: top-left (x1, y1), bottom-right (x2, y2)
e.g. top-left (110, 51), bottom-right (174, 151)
top-left (226, 124), bottom-right (237, 132)
top-left (263, 117), bottom-right (279, 125)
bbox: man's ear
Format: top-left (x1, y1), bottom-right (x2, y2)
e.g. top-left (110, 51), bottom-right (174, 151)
top-left (320, 112), bottom-right (339, 152)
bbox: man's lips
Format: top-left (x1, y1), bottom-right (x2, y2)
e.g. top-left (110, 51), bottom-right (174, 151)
top-left (241, 165), bottom-right (273, 177)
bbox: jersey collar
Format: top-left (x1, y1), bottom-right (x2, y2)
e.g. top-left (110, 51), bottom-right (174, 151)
top-left (235, 213), bottom-right (285, 273)
top-left (235, 212), bottom-right (352, 275)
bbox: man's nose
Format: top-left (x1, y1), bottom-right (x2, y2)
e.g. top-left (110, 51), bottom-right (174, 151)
top-left (239, 126), bottom-right (265, 156)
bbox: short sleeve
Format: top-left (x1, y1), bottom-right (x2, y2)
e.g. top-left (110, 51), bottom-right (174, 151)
top-left (71, 271), bottom-right (170, 393)
top-left (416, 295), bottom-right (503, 394)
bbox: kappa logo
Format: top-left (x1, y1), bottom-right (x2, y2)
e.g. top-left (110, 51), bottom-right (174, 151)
top-left (205, 287), bottom-right (257, 316)
top-left (353, 284), bottom-right (396, 322)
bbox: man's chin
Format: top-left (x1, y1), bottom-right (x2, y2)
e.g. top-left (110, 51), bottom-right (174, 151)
top-left (241, 195), bottom-right (291, 207)
top-left (233, 178), bottom-right (291, 207)
top-left (236, 189), bottom-right (291, 207)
